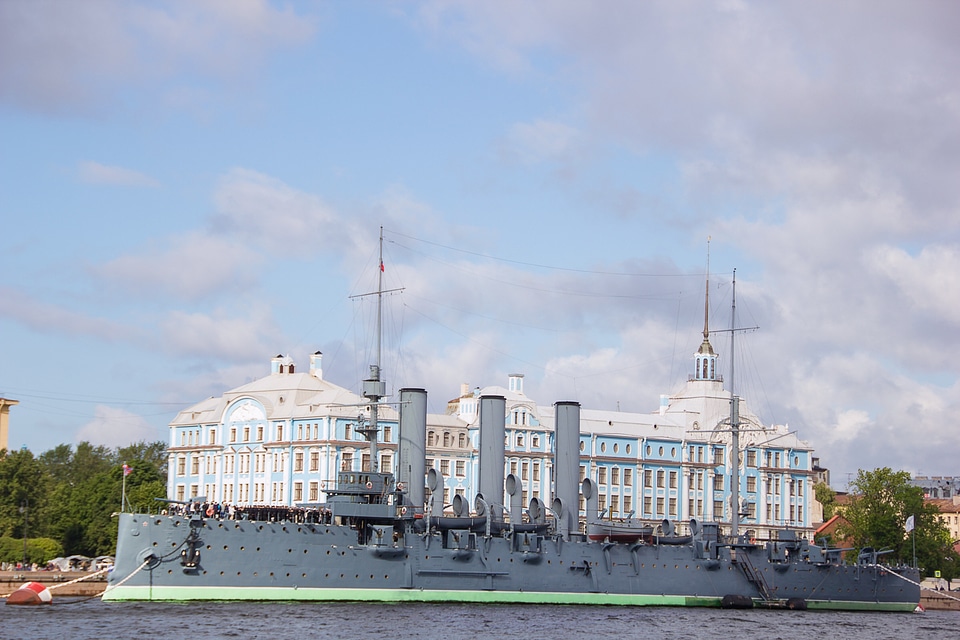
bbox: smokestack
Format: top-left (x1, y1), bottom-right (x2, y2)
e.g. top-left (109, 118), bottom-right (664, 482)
top-left (478, 395), bottom-right (506, 519)
top-left (398, 388), bottom-right (427, 510)
top-left (554, 401), bottom-right (581, 539)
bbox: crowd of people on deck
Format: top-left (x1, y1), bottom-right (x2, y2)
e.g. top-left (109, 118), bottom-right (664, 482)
top-left (162, 501), bottom-right (332, 524)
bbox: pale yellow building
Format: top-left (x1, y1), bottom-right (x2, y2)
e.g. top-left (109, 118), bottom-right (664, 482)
top-left (928, 496), bottom-right (960, 543)
top-left (0, 397), bottom-right (19, 452)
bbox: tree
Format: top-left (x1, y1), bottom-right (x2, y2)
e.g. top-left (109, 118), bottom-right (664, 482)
top-left (39, 440), bottom-right (168, 556)
top-left (840, 467), bottom-right (958, 579)
top-left (0, 449), bottom-right (48, 539)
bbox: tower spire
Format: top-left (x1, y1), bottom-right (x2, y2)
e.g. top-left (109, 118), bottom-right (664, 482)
top-left (694, 237), bottom-right (717, 380)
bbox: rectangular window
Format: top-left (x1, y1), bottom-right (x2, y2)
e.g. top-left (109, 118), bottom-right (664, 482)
top-left (656, 470), bottom-right (665, 488)
top-left (381, 455), bottom-right (392, 473)
top-left (383, 426), bottom-right (392, 442)
top-left (440, 460), bottom-right (450, 475)
top-left (669, 471), bottom-right (677, 489)
top-left (243, 427), bottom-right (250, 442)
top-left (257, 426), bottom-right (264, 441)
top-left (612, 467), bottom-right (620, 486)
top-left (656, 497), bottom-right (664, 516)
top-left (599, 495), bottom-right (607, 513)
top-left (309, 481), bottom-right (319, 501)
top-left (456, 460), bottom-right (465, 477)
top-left (644, 469), bottom-right (652, 489)
top-left (176, 485), bottom-right (185, 501)
top-left (294, 451), bottom-right (303, 472)
top-left (669, 497), bottom-right (677, 517)
top-left (623, 495), bottom-right (632, 514)
top-left (209, 428), bottom-right (216, 445)
top-left (713, 447), bottom-right (724, 465)
top-left (598, 467), bottom-right (607, 485)
top-left (309, 450), bottom-right (319, 472)
top-left (345, 424), bottom-right (353, 440)
top-left (230, 428), bottom-right (237, 443)
top-left (747, 450), bottom-right (757, 467)
top-left (293, 482), bottom-right (303, 502)
top-left (580, 465), bottom-right (586, 482)
top-left (177, 457), bottom-right (186, 476)
top-left (624, 468), bottom-right (632, 486)
top-left (643, 496), bottom-right (652, 517)
top-left (276, 425), bottom-right (283, 441)
top-left (341, 452), bottom-right (353, 471)
top-left (713, 475), bottom-right (724, 491)
top-left (190, 456), bottom-right (200, 475)
top-left (611, 495), bottom-right (619, 515)
top-left (361, 453), bottom-right (370, 472)
top-left (533, 461), bottom-right (540, 482)
top-left (714, 500), bottom-right (724, 518)
top-left (747, 476), bottom-right (757, 492)
top-left (521, 461), bottom-right (529, 480)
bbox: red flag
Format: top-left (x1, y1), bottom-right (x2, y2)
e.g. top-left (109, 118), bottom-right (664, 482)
top-left (379, 261), bottom-right (384, 272)
top-left (122, 464), bottom-right (133, 476)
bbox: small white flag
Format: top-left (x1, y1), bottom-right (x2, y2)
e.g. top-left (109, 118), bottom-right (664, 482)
top-left (905, 515), bottom-right (915, 533)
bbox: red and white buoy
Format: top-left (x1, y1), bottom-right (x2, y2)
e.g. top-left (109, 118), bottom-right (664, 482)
top-left (6, 581), bottom-right (53, 605)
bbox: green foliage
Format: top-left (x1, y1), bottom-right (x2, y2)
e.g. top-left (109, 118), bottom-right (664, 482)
top-left (0, 440), bottom-right (168, 559)
top-left (839, 467), bottom-right (959, 579)
top-left (0, 449), bottom-right (48, 538)
top-left (0, 536), bottom-right (63, 566)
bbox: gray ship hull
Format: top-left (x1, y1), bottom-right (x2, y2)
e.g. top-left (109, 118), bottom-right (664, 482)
top-left (104, 513), bottom-right (920, 611)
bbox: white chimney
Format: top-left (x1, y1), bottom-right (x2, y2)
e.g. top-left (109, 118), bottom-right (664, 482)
top-left (310, 351), bottom-right (323, 379)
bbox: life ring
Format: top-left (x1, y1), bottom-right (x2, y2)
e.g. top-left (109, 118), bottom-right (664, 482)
top-left (400, 507), bottom-right (407, 515)
top-left (396, 482), bottom-right (404, 491)
top-left (366, 481), bottom-right (373, 489)
top-left (205, 506), bottom-right (214, 517)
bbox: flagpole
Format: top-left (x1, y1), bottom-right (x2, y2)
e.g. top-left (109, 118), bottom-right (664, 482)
top-left (912, 524), bottom-right (916, 569)
top-left (121, 462), bottom-right (127, 513)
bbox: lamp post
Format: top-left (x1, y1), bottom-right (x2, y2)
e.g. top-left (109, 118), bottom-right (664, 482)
top-left (19, 499), bottom-right (28, 569)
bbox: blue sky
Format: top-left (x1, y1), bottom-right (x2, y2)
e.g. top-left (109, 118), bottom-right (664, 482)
top-left (2, 1), bottom-right (958, 488)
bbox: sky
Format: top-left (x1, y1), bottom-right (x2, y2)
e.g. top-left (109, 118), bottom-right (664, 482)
top-left (1, 1), bottom-right (958, 490)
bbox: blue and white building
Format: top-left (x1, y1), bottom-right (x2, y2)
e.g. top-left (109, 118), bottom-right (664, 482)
top-left (168, 328), bottom-right (817, 539)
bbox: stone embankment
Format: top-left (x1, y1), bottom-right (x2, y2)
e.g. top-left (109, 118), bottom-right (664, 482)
top-left (1, 571), bottom-right (108, 599)
top-left (921, 590), bottom-right (960, 611)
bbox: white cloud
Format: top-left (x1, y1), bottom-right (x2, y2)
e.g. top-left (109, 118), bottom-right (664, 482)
top-left (78, 161), bottom-right (160, 188)
top-left (0, 0), bottom-right (316, 113)
top-left (212, 168), bottom-right (355, 254)
top-left (159, 307), bottom-right (279, 362)
top-left (867, 244), bottom-right (960, 325)
top-left (93, 232), bottom-right (259, 301)
top-left (0, 286), bottom-right (143, 342)
top-left (75, 405), bottom-right (162, 448)
top-left (501, 119), bottom-right (581, 165)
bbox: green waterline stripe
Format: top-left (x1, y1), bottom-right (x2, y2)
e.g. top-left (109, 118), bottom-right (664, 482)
top-left (101, 586), bottom-right (916, 611)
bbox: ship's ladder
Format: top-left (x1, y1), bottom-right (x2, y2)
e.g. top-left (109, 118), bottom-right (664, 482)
top-left (735, 550), bottom-right (775, 603)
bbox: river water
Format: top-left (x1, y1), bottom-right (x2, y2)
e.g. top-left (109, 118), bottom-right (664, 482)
top-left (4, 600), bottom-right (956, 640)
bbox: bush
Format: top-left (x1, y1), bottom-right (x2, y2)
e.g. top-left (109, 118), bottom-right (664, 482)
top-left (0, 536), bottom-right (63, 566)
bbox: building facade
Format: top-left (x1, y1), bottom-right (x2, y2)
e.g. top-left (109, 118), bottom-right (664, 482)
top-left (168, 323), bottom-right (817, 539)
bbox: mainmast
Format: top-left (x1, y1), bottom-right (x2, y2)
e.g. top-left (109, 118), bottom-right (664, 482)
top-left (730, 269), bottom-right (740, 538)
top-left (358, 227), bottom-right (388, 474)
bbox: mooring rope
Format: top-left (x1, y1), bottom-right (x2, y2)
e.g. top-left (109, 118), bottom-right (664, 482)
top-left (1, 566), bottom-right (110, 599)
top-left (99, 559), bottom-right (151, 597)
top-left (867, 564), bottom-right (960, 602)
